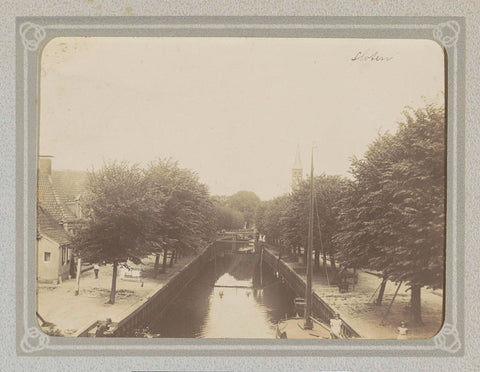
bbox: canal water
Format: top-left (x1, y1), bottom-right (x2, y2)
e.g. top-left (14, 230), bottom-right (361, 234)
top-left (144, 247), bottom-right (296, 338)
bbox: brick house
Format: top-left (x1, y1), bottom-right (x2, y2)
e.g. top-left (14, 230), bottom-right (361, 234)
top-left (37, 156), bottom-right (86, 283)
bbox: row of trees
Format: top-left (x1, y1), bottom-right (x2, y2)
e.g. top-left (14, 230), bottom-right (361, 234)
top-left (256, 175), bottom-right (348, 270)
top-left (255, 104), bottom-right (445, 324)
top-left (72, 159), bottom-right (239, 304)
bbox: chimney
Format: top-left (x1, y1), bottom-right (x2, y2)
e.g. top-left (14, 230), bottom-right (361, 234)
top-left (39, 155), bottom-right (54, 175)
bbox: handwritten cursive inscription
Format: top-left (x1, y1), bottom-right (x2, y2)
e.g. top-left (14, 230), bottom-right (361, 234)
top-left (351, 49), bottom-right (393, 62)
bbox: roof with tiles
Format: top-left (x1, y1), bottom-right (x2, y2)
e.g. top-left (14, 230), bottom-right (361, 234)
top-left (51, 170), bottom-right (88, 220)
top-left (37, 157), bottom-right (87, 245)
top-left (37, 206), bottom-right (70, 245)
top-left (51, 170), bottom-right (88, 204)
top-left (37, 172), bottom-right (67, 222)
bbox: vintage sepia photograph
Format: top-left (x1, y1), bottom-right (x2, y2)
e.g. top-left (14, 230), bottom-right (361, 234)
top-left (36, 36), bottom-right (445, 340)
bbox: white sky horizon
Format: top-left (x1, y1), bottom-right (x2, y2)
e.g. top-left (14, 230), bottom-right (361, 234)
top-left (39, 37), bottom-right (444, 200)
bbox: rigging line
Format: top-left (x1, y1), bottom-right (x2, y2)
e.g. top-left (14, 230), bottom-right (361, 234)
top-left (314, 192), bottom-right (330, 286)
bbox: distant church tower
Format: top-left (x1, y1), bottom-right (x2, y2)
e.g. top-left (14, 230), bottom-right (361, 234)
top-left (292, 145), bottom-right (303, 191)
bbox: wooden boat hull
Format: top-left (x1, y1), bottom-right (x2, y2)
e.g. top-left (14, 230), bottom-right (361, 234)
top-left (275, 317), bottom-right (331, 339)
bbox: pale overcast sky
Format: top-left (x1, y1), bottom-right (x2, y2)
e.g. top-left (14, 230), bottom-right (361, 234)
top-left (39, 37), bottom-right (444, 200)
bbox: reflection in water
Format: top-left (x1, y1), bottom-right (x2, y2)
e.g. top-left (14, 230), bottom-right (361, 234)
top-left (146, 253), bottom-right (295, 338)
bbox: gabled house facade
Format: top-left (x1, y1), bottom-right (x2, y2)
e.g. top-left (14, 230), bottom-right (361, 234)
top-left (37, 156), bottom-right (86, 283)
top-left (37, 206), bottom-right (72, 282)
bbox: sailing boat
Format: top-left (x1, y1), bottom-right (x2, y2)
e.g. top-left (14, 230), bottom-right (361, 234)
top-left (275, 148), bottom-right (331, 339)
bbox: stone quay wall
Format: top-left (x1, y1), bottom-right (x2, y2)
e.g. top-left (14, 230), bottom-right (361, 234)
top-left (261, 245), bottom-right (361, 338)
top-left (77, 243), bottom-right (215, 337)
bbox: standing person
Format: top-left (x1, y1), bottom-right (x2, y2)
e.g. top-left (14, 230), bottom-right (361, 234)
top-left (397, 321), bottom-right (409, 340)
top-left (337, 268), bottom-right (347, 293)
top-left (330, 313), bottom-right (343, 339)
top-left (94, 264), bottom-right (100, 279)
top-left (69, 258), bottom-right (77, 279)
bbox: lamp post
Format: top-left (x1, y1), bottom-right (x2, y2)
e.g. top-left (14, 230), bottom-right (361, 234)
top-left (75, 256), bottom-right (81, 296)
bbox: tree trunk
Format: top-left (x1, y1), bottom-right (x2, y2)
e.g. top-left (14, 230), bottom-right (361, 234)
top-left (410, 285), bottom-right (423, 325)
top-left (154, 253), bottom-right (160, 277)
top-left (314, 248), bottom-right (320, 270)
top-left (376, 277), bottom-right (388, 306)
top-left (109, 261), bottom-right (118, 304)
top-left (330, 252), bottom-right (337, 271)
top-left (322, 249), bottom-right (327, 268)
top-left (162, 248), bottom-right (168, 273)
top-left (169, 250), bottom-right (175, 267)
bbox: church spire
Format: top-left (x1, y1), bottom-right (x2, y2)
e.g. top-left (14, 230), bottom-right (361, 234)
top-left (293, 144), bottom-right (302, 169)
top-left (292, 145), bottom-right (303, 191)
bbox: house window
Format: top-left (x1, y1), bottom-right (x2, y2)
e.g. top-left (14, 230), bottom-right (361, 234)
top-left (44, 252), bottom-right (51, 262)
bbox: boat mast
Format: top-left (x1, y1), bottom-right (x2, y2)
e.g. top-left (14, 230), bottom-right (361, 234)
top-left (304, 148), bottom-right (314, 330)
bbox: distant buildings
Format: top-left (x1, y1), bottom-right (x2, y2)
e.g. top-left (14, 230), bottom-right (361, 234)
top-left (37, 156), bottom-right (86, 283)
top-left (292, 145), bottom-right (303, 192)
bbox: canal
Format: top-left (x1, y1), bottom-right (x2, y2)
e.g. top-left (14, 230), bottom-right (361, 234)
top-left (143, 245), bottom-right (296, 338)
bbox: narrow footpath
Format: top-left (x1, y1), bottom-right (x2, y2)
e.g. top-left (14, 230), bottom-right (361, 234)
top-left (37, 253), bottom-right (197, 336)
top-left (268, 246), bottom-right (444, 339)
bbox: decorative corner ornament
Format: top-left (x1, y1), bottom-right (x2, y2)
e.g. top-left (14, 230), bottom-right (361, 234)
top-left (20, 326), bottom-right (50, 353)
top-left (19, 22), bottom-right (46, 52)
top-left (433, 323), bottom-right (461, 353)
top-left (433, 21), bottom-right (460, 48)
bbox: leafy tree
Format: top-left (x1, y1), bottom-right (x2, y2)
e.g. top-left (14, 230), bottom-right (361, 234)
top-left (143, 159), bottom-right (216, 274)
top-left (211, 195), bottom-right (229, 206)
top-left (283, 175), bottom-right (349, 270)
top-left (383, 104), bottom-right (445, 323)
top-left (70, 162), bottom-right (149, 304)
top-left (71, 159), bottom-right (218, 303)
top-left (227, 191), bottom-right (261, 228)
top-left (261, 194), bottom-right (290, 246)
top-left (254, 200), bottom-right (268, 235)
top-left (334, 133), bottom-right (396, 304)
top-left (281, 183), bottom-right (308, 252)
top-left (212, 202), bottom-right (245, 231)
top-left (312, 175), bottom-right (350, 270)
top-left (334, 103), bottom-right (445, 323)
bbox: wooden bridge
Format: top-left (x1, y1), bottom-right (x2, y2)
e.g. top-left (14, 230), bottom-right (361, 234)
top-left (217, 229), bottom-right (256, 242)
top-left (214, 284), bottom-right (253, 289)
